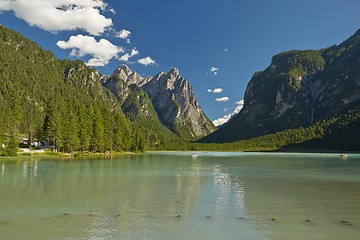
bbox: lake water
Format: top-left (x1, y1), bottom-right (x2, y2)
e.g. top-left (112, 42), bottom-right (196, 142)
top-left (0, 152), bottom-right (359, 240)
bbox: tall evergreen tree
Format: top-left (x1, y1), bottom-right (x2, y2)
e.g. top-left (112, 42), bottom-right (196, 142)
top-left (112, 111), bottom-right (131, 152)
top-left (58, 106), bottom-right (80, 153)
top-left (90, 107), bottom-right (105, 152)
top-left (43, 99), bottom-right (59, 150)
top-left (102, 108), bottom-right (113, 152)
top-left (78, 104), bottom-right (92, 151)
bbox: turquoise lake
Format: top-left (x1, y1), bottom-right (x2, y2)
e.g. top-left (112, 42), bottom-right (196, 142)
top-left (0, 152), bottom-right (359, 240)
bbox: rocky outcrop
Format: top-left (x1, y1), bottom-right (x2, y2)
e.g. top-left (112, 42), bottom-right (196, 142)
top-left (103, 65), bottom-right (216, 140)
top-left (111, 64), bottom-right (152, 87)
top-left (141, 68), bottom-right (216, 139)
top-left (201, 28), bottom-right (360, 143)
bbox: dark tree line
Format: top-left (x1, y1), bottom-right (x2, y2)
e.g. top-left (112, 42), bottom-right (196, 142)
top-left (0, 25), bottom-right (150, 156)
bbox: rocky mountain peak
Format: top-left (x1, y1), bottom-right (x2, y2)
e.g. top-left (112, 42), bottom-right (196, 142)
top-left (113, 64), bottom-right (132, 77)
top-left (103, 65), bottom-right (216, 140)
top-left (112, 64), bottom-right (146, 86)
top-left (168, 68), bottom-right (180, 77)
top-left (141, 68), bottom-right (216, 139)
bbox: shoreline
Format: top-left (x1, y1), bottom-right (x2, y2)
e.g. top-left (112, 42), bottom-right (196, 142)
top-left (0, 148), bottom-right (139, 160)
top-left (1, 149), bottom-right (359, 161)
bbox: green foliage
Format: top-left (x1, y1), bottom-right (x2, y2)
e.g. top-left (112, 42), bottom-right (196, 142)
top-left (1, 24), bottom-right (358, 155)
top-left (155, 109), bottom-right (360, 152)
top-left (0, 25), bottom-right (155, 154)
top-left (6, 135), bottom-right (18, 156)
top-left (120, 85), bottom-right (178, 149)
top-left (271, 50), bottom-right (325, 91)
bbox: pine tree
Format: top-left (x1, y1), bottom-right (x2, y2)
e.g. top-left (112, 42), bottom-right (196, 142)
top-left (6, 134), bottom-right (18, 156)
top-left (112, 111), bottom-right (130, 152)
top-left (58, 106), bottom-right (80, 153)
top-left (78, 104), bottom-right (92, 151)
top-left (102, 108), bottom-right (113, 152)
top-left (43, 99), bottom-right (59, 150)
top-left (90, 107), bottom-right (105, 152)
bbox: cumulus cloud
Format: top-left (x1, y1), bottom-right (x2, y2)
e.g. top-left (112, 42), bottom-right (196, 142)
top-left (212, 115), bottom-right (231, 127)
top-left (0, 2), bottom-right (11, 11)
top-left (57, 34), bottom-right (123, 66)
top-left (0, 0), bottom-right (112, 35)
top-left (212, 100), bottom-right (244, 127)
top-left (209, 66), bottom-right (219, 75)
top-left (235, 100), bottom-right (244, 105)
top-left (116, 29), bottom-right (131, 43)
top-left (207, 88), bottom-right (223, 93)
top-left (138, 56), bottom-right (156, 66)
top-left (224, 48), bottom-right (230, 53)
top-left (215, 97), bottom-right (230, 102)
top-left (119, 48), bottom-right (139, 62)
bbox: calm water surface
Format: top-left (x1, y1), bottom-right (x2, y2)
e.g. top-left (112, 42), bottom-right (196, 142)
top-left (0, 152), bottom-right (359, 240)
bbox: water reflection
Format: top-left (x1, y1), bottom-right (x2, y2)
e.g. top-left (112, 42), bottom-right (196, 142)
top-left (0, 153), bottom-right (359, 240)
top-left (212, 164), bottom-right (245, 216)
top-left (20, 160), bottom-right (39, 180)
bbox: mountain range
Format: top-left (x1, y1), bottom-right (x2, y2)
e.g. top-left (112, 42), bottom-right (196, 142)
top-left (102, 65), bottom-right (215, 140)
top-left (1, 24), bottom-right (360, 153)
top-left (0, 24), bottom-right (214, 155)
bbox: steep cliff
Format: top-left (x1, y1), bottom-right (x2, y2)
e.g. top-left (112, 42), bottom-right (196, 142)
top-left (105, 65), bottom-right (216, 140)
top-left (202, 28), bottom-right (360, 143)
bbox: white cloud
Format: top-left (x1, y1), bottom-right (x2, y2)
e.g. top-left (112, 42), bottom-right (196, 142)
top-left (108, 7), bottom-right (116, 14)
top-left (57, 34), bottom-right (123, 66)
top-left (0, 0), bottom-right (112, 35)
top-left (212, 99), bottom-right (244, 127)
top-left (119, 48), bottom-right (139, 62)
top-left (224, 48), bottom-right (229, 53)
top-left (210, 67), bottom-right (219, 72)
top-left (117, 29), bottom-right (131, 40)
top-left (0, 2), bottom-right (11, 11)
top-left (213, 114), bottom-right (231, 127)
top-left (209, 66), bottom-right (219, 75)
top-left (215, 97), bottom-right (230, 102)
top-left (207, 88), bottom-right (223, 93)
top-left (138, 56), bottom-right (156, 66)
top-left (235, 100), bottom-right (244, 105)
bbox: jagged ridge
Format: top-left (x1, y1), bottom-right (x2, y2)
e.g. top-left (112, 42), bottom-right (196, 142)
top-left (103, 65), bottom-right (216, 140)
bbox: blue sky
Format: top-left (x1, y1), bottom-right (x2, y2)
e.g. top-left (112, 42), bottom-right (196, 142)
top-left (1, 0), bottom-right (360, 125)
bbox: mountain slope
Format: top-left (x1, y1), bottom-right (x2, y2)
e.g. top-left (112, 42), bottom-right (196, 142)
top-left (106, 65), bottom-right (216, 140)
top-left (202, 28), bottom-right (360, 143)
top-left (0, 25), bottom-right (171, 154)
top-left (102, 75), bottom-right (177, 141)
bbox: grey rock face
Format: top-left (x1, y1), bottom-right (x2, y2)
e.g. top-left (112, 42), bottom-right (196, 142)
top-left (112, 64), bottom-right (152, 87)
top-left (103, 65), bottom-right (216, 139)
top-left (202, 29), bottom-right (360, 143)
top-left (141, 68), bottom-right (215, 139)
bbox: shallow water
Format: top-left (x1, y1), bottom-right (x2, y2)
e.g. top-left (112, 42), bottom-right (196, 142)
top-left (0, 152), bottom-right (359, 240)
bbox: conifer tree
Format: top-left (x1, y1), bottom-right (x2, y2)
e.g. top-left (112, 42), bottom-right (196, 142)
top-left (78, 104), bottom-right (92, 151)
top-left (90, 107), bottom-right (105, 152)
top-left (43, 99), bottom-right (59, 150)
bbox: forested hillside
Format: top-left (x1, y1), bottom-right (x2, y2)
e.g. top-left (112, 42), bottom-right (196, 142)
top-left (156, 108), bottom-right (360, 152)
top-left (0, 25), bottom-right (174, 155)
top-left (1, 24), bottom-right (359, 156)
